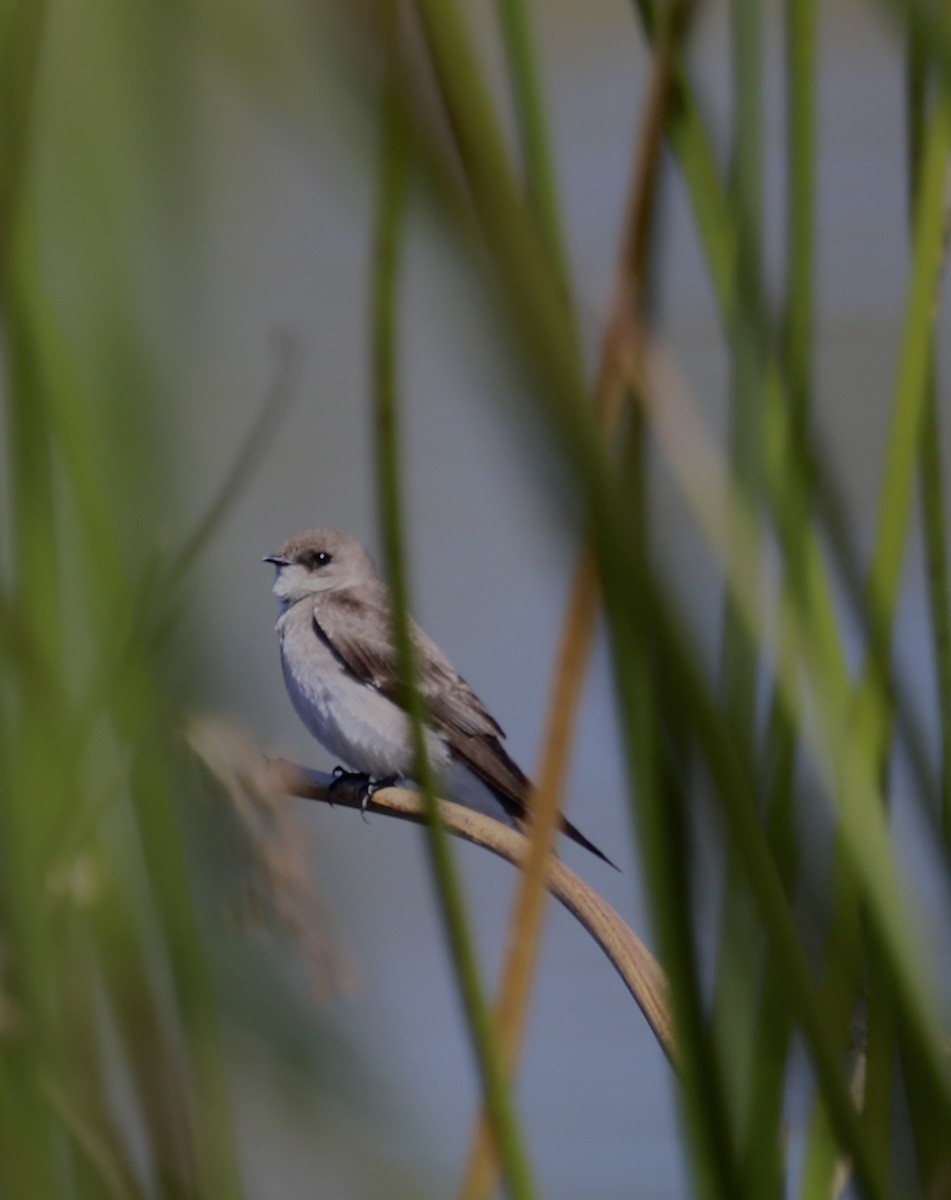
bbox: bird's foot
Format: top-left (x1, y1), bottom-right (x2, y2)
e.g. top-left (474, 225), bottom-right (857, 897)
top-left (327, 766), bottom-right (369, 806)
top-left (326, 767), bottom-right (399, 820)
top-left (359, 774), bottom-right (399, 821)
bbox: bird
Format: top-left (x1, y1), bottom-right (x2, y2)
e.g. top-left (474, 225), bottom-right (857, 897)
top-left (264, 527), bottom-right (616, 868)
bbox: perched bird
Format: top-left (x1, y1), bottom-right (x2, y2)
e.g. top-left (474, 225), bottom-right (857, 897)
top-left (264, 527), bottom-right (616, 868)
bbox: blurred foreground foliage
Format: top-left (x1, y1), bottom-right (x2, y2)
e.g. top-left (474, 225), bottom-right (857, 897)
top-left (0, 4), bottom-right (368, 1197)
top-left (2, 1), bottom-right (951, 1199)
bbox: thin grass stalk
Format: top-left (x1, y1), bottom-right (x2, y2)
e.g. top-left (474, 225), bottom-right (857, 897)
top-left (602, 11), bottom-right (748, 1193)
top-left (493, 0), bottom-right (573, 314)
top-left (1, 182), bottom-right (66, 1200)
top-left (720, 0), bottom-right (764, 745)
top-left (712, 0), bottom-right (766, 1149)
top-left (862, 938), bottom-right (896, 1186)
top-left (460, 10), bottom-right (691, 1193)
top-left (920, 387), bottom-right (951, 848)
top-left (865, 47), bottom-right (951, 654)
top-left (802, 971), bottom-right (865, 1200)
top-left (371, 15), bottom-right (535, 1197)
top-left (782, 0), bottom-right (815, 430)
top-left (854, 20), bottom-right (951, 1185)
top-left (875, 0), bottom-right (951, 87)
top-left (895, 25), bottom-right (951, 1190)
top-left (457, 548), bottom-right (599, 1200)
top-left (740, 3), bottom-right (816, 1190)
top-left (796, 873), bottom-right (875, 1194)
top-left (739, 657), bottom-right (800, 1198)
top-left (615, 421), bottom-right (743, 1200)
top-left (6, 274), bottom-right (61, 688)
top-left (0, 0), bottom-right (49, 278)
top-left (896, 1014), bottom-right (951, 1190)
top-left (411, 0), bottom-right (558, 304)
top-left (907, 23), bottom-right (951, 851)
top-left (459, 3), bottom-right (589, 1182)
top-left (1, 431), bottom-right (64, 1197)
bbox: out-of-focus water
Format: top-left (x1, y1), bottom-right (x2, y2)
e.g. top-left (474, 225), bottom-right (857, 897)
top-left (162, 1), bottom-right (949, 1194)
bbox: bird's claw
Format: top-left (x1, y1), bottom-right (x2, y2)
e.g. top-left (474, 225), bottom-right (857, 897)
top-left (359, 773), bottom-right (399, 821)
top-left (327, 766), bottom-right (369, 807)
top-left (326, 768), bottom-right (398, 821)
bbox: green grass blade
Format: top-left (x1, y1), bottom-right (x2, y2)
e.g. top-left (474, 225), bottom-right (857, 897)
top-left (866, 64), bottom-right (951, 638)
top-left (617, 418), bottom-right (744, 1200)
top-left (720, 0), bottom-right (764, 743)
top-left (493, 0), bottom-right (573, 313)
top-left (907, 22), bottom-right (951, 851)
top-left (741, 5), bottom-right (817, 1189)
top-left (371, 23), bottom-right (536, 1198)
top-left (920, 386), bottom-right (951, 847)
top-left (712, 0), bottom-right (766, 1157)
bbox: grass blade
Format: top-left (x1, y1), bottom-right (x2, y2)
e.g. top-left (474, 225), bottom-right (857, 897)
top-left (371, 14), bottom-right (536, 1197)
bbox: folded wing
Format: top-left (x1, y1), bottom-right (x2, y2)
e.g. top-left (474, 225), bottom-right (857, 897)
top-left (311, 584), bottom-right (617, 868)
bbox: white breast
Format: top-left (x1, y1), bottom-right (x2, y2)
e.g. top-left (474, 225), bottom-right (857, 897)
top-left (277, 606), bottom-right (450, 779)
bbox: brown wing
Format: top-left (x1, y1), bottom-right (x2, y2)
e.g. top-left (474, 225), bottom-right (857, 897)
top-left (312, 585), bottom-right (617, 868)
top-left (312, 585), bottom-right (528, 816)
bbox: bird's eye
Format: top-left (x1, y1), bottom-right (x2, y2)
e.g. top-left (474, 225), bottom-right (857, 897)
top-left (304, 550), bottom-right (332, 569)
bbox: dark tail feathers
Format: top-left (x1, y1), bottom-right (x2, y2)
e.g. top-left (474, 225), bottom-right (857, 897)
top-left (560, 815), bottom-right (620, 871)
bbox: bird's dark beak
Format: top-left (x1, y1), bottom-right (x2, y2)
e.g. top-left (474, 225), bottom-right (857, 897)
top-left (263, 554), bottom-right (290, 567)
